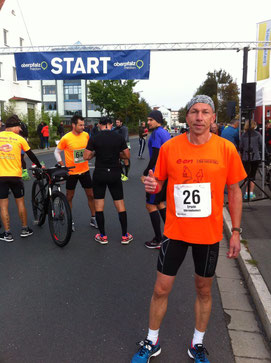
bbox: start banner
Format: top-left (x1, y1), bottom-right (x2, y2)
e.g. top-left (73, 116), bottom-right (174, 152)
top-left (14, 50), bottom-right (150, 80)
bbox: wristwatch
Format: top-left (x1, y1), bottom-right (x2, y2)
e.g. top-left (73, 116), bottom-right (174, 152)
top-left (231, 227), bottom-right (242, 233)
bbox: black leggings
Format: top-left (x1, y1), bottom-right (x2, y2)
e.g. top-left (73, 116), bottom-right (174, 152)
top-left (93, 168), bottom-right (123, 200)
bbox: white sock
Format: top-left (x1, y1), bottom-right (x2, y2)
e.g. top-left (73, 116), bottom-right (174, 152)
top-left (147, 328), bottom-right (159, 345)
top-left (192, 328), bottom-right (205, 346)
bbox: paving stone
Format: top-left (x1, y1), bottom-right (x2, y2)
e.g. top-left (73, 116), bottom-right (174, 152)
top-left (225, 309), bottom-right (260, 332)
top-left (216, 277), bottom-right (247, 294)
top-left (216, 256), bottom-right (241, 279)
top-left (229, 331), bottom-right (271, 359)
top-left (220, 291), bottom-right (252, 311)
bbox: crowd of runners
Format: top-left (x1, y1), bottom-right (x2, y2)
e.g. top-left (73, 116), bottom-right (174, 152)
top-left (0, 95), bottom-right (248, 363)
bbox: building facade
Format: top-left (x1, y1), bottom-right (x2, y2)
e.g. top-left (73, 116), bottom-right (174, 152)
top-left (0, 0), bottom-right (42, 118)
top-left (41, 79), bottom-right (102, 124)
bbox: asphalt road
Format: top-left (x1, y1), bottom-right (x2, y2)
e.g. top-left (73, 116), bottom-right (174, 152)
top-left (0, 137), bottom-right (235, 363)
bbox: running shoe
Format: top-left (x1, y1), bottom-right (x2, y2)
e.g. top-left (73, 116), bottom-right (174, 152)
top-left (72, 221), bottom-right (75, 232)
top-left (144, 238), bottom-right (161, 249)
top-left (121, 232), bottom-right (133, 244)
top-left (95, 234), bottom-right (108, 244)
top-left (90, 216), bottom-right (98, 229)
top-left (20, 227), bottom-right (33, 238)
top-left (243, 193), bottom-right (248, 200)
top-left (131, 338), bottom-right (161, 363)
top-left (250, 192), bottom-right (256, 200)
top-left (188, 343), bottom-right (210, 363)
top-left (0, 231), bottom-right (14, 242)
top-left (121, 174), bottom-right (128, 182)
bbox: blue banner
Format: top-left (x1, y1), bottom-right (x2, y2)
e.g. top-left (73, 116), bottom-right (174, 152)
top-left (14, 50), bottom-right (150, 80)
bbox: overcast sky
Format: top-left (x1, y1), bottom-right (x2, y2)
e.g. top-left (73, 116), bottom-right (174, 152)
top-left (18, 0), bottom-right (271, 110)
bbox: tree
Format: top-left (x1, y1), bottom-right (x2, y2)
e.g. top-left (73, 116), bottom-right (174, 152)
top-left (178, 107), bottom-right (186, 123)
top-left (87, 80), bottom-right (137, 117)
top-left (194, 69), bottom-right (239, 123)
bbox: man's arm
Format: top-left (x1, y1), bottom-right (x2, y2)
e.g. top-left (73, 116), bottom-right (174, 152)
top-left (143, 147), bottom-right (160, 176)
top-left (227, 182), bottom-right (243, 258)
top-left (83, 149), bottom-right (95, 160)
top-left (54, 147), bottom-right (64, 166)
top-left (120, 148), bottom-right (130, 160)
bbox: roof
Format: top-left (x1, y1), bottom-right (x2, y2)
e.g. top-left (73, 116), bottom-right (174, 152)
top-left (9, 97), bottom-right (41, 103)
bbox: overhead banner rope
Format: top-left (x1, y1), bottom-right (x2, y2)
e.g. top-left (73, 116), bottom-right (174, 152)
top-left (14, 50), bottom-right (150, 80)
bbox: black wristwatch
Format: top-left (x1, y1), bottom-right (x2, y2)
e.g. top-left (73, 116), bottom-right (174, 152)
top-left (231, 227), bottom-right (242, 233)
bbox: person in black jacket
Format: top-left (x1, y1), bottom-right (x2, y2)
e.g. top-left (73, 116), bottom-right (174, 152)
top-left (57, 121), bottom-right (65, 139)
top-left (37, 121), bottom-right (45, 149)
top-left (240, 120), bottom-right (262, 200)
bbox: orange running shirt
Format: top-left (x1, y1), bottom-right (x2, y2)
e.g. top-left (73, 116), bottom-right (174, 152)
top-left (154, 133), bottom-right (247, 244)
top-left (0, 131), bottom-right (30, 177)
top-left (57, 131), bottom-right (89, 175)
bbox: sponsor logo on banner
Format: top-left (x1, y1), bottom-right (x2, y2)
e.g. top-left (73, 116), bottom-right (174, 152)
top-left (257, 20), bottom-right (271, 81)
top-left (14, 50), bottom-right (150, 80)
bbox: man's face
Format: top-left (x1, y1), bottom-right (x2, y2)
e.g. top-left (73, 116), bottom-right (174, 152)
top-left (147, 118), bottom-right (160, 129)
top-left (13, 125), bottom-right (21, 134)
top-left (116, 120), bottom-right (122, 127)
top-left (142, 122), bottom-right (146, 127)
top-left (73, 120), bottom-right (84, 134)
top-left (186, 103), bottom-right (215, 136)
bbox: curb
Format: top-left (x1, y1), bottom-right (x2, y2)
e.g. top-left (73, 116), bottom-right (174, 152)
top-left (223, 207), bottom-right (271, 341)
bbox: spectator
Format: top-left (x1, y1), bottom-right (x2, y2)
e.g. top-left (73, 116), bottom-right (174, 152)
top-left (221, 119), bottom-right (239, 149)
top-left (37, 121), bottom-right (45, 149)
top-left (57, 121), bottom-right (65, 139)
top-left (240, 120), bottom-right (262, 200)
top-left (41, 122), bottom-right (50, 149)
top-left (0, 119), bottom-right (5, 131)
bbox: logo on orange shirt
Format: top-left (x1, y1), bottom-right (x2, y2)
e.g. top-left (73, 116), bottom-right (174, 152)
top-left (0, 144), bottom-right (13, 152)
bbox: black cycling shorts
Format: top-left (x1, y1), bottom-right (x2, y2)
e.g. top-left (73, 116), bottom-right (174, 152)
top-left (146, 180), bottom-right (167, 205)
top-left (157, 237), bottom-right (220, 278)
top-left (0, 177), bottom-right (25, 199)
top-left (93, 168), bottom-right (123, 200)
top-left (66, 171), bottom-right (93, 190)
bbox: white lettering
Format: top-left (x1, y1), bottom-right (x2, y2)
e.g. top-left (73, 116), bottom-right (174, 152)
top-left (100, 57), bottom-right (110, 73)
top-left (87, 57), bottom-right (99, 74)
top-left (51, 57), bottom-right (63, 74)
top-left (73, 58), bottom-right (86, 74)
top-left (63, 58), bottom-right (74, 74)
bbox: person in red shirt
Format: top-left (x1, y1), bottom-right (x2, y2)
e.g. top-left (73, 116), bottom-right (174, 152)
top-left (131, 95), bottom-right (246, 363)
top-left (41, 123), bottom-right (50, 149)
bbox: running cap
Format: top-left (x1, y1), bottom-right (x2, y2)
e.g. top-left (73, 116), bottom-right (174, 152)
top-left (186, 95), bottom-right (215, 113)
top-left (5, 115), bottom-right (21, 128)
top-left (148, 110), bottom-right (163, 124)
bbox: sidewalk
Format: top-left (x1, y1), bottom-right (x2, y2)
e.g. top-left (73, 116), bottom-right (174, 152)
top-left (223, 189), bottom-right (271, 359)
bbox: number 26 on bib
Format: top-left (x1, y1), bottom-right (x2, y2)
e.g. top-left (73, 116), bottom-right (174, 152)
top-left (174, 183), bottom-right (212, 218)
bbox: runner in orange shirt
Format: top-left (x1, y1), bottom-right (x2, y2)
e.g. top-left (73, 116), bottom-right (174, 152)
top-left (54, 115), bottom-right (97, 231)
top-left (131, 95), bottom-right (247, 363)
top-left (0, 115), bottom-right (44, 242)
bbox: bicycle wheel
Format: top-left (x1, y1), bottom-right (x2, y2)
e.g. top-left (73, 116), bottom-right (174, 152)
top-left (48, 191), bottom-right (72, 247)
top-left (32, 180), bottom-right (46, 226)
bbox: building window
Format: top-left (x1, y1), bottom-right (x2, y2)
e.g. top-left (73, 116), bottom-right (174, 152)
top-left (87, 101), bottom-right (99, 111)
top-left (64, 80), bottom-right (81, 101)
top-left (64, 110), bottom-right (82, 116)
top-left (43, 102), bottom-right (57, 111)
top-left (3, 29), bottom-right (8, 46)
top-left (20, 37), bottom-right (24, 47)
top-left (13, 67), bottom-right (17, 82)
top-left (27, 80), bottom-right (30, 86)
top-left (43, 85), bottom-right (56, 95)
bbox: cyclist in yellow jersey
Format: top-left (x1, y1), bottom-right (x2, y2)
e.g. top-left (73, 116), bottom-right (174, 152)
top-left (0, 115), bottom-right (44, 242)
top-left (54, 115), bottom-right (97, 231)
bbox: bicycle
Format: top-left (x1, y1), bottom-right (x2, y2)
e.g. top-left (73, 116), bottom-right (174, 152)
top-left (30, 165), bottom-right (73, 247)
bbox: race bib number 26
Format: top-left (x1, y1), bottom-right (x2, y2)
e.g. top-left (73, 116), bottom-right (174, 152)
top-left (174, 183), bottom-right (211, 218)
